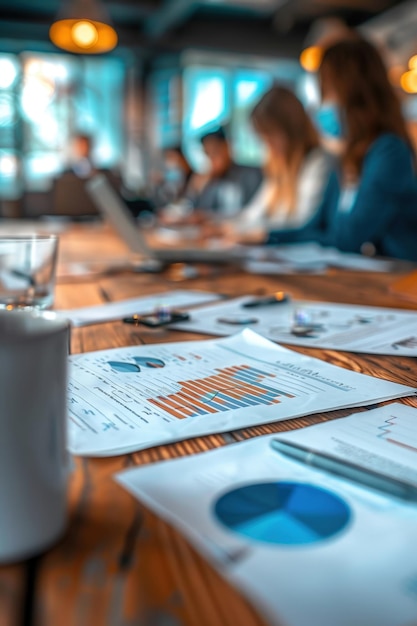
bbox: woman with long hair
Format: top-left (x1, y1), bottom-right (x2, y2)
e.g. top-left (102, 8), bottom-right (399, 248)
top-left (223, 85), bottom-right (333, 242)
top-left (267, 38), bottom-right (417, 261)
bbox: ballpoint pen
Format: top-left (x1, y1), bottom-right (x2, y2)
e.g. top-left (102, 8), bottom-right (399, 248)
top-left (242, 291), bottom-right (289, 308)
top-left (270, 438), bottom-right (417, 502)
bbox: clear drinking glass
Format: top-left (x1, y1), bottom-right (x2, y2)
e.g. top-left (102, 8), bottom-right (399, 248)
top-left (0, 235), bottom-right (59, 310)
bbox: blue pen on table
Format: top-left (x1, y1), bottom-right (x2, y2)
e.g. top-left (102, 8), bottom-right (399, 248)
top-left (242, 291), bottom-right (289, 308)
top-left (270, 438), bottom-right (417, 503)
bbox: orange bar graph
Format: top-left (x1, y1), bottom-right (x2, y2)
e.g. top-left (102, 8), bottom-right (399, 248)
top-left (176, 391), bottom-right (218, 414)
top-left (149, 398), bottom-right (187, 420)
top-left (147, 363), bottom-right (290, 420)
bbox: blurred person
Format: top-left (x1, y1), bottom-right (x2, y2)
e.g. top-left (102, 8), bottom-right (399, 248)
top-left (66, 133), bottom-right (121, 186)
top-left (69, 133), bottom-right (96, 178)
top-left (153, 146), bottom-right (195, 208)
top-left (266, 38), bottom-right (417, 262)
top-left (163, 145), bottom-right (194, 196)
top-left (52, 132), bottom-right (133, 219)
top-left (156, 146), bottom-right (211, 225)
top-left (194, 127), bottom-right (262, 215)
top-left (221, 86), bottom-right (334, 243)
top-left (50, 133), bottom-right (99, 218)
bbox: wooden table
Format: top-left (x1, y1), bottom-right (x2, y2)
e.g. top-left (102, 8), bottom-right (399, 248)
top-left (1, 225), bottom-right (417, 626)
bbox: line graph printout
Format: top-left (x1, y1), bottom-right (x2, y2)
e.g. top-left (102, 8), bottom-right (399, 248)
top-left (278, 403), bottom-right (417, 486)
top-left (68, 330), bottom-right (415, 457)
top-left (173, 297), bottom-right (417, 356)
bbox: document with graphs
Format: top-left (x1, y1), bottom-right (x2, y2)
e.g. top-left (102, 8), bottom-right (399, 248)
top-left (277, 402), bottom-right (417, 486)
top-left (117, 408), bottom-right (417, 626)
top-left (67, 329), bottom-right (415, 457)
top-left (173, 296), bottom-right (417, 356)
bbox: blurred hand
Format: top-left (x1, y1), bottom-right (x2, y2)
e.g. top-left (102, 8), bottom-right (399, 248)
top-left (217, 222), bottom-right (266, 246)
top-left (239, 229), bottom-right (266, 245)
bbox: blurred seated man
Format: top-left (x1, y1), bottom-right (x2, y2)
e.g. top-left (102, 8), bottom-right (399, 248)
top-left (67, 133), bottom-right (121, 188)
top-left (69, 133), bottom-right (96, 178)
top-left (52, 133), bottom-right (146, 219)
top-left (193, 127), bottom-right (263, 216)
top-left (51, 134), bottom-right (101, 218)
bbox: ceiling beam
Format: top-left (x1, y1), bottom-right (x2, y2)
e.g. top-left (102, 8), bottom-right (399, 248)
top-left (0, 19), bottom-right (50, 42)
top-left (105, 0), bottom-right (160, 23)
top-left (0, 0), bottom-right (58, 16)
top-left (312, 0), bottom-right (392, 9)
top-left (202, 0), bottom-right (288, 15)
top-left (154, 17), bottom-right (303, 58)
top-left (145, 0), bottom-right (200, 38)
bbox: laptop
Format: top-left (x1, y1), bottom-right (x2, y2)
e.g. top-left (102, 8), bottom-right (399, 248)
top-left (86, 174), bottom-right (248, 267)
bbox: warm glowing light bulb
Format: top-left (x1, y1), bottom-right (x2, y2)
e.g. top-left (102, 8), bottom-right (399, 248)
top-left (300, 46), bottom-right (323, 73)
top-left (50, 16), bottom-right (118, 54)
top-left (71, 21), bottom-right (98, 48)
top-left (409, 55), bottom-right (417, 70)
top-left (400, 70), bottom-right (417, 94)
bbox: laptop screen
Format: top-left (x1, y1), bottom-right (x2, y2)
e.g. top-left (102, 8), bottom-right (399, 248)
top-left (86, 174), bottom-right (154, 259)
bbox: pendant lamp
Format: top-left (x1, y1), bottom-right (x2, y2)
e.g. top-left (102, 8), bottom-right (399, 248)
top-left (49, 0), bottom-right (118, 54)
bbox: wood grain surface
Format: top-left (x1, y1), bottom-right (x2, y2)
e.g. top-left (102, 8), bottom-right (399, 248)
top-left (1, 224), bottom-right (417, 626)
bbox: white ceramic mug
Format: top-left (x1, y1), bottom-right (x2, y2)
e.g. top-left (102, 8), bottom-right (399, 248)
top-left (0, 310), bottom-right (70, 562)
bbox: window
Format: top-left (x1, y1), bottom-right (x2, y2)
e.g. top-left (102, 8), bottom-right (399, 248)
top-left (0, 52), bottom-right (125, 199)
top-left (183, 66), bottom-right (231, 169)
top-left (179, 57), bottom-right (305, 170)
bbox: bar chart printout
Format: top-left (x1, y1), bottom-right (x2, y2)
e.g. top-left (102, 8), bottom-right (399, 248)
top-left (148, 364), bottom-right (290, 419)
top-left (67, 330), bottom-right (415, 456)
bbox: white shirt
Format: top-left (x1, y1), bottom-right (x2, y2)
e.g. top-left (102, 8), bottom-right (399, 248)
top-left (233, 148), bottom-right (333, 233)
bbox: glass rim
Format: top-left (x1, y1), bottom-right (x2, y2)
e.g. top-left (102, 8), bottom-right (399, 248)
top-left (0, 309), bottom-right (69, 339)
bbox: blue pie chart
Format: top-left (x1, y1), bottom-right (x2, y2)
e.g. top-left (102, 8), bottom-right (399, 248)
top-left (214, 482), bottom-right (351, 546)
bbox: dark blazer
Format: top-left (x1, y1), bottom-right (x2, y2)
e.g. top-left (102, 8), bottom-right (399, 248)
top-left (267, 134), bottom-right (417, 262)
top-left (194, 164), bottom-right (263, 213)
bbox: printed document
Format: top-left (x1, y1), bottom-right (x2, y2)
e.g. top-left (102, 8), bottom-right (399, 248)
top-left (278, 402), bottom-right (417, 485)
top-left (261, 243), bottom-right (394, 272)
top-left (173, 296), bottom-right (417, 356)
top-left (117, 409), bottom-right (417, 626)
top-left (56, 290), bottom-right (219, 326)
top-left (68, 329), bottom-right (415, 456)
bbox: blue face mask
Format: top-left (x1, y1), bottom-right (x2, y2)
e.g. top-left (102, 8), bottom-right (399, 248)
top-left (165, 166), bottom-right (184, 184)
top-left (315, 103), bottom-right (344, 139)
